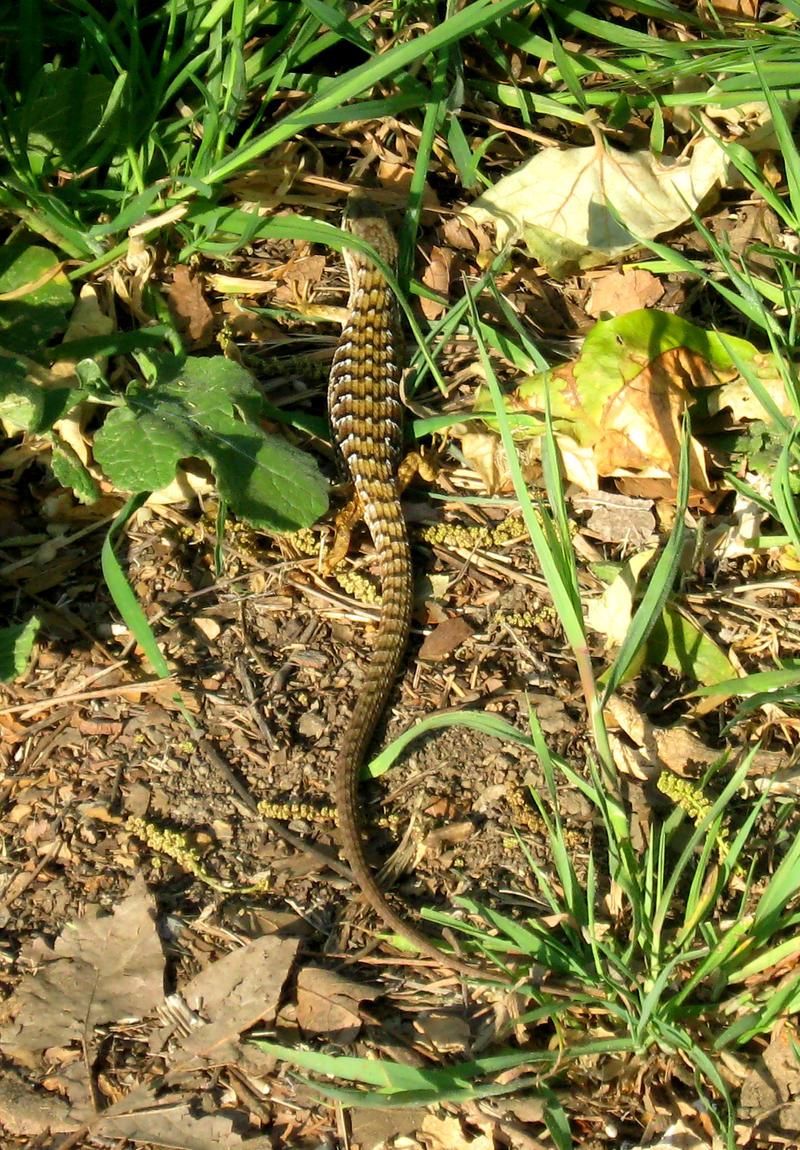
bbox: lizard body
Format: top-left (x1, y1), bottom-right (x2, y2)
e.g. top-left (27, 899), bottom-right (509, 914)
top-left (327, 191), bottom-right (481, 977)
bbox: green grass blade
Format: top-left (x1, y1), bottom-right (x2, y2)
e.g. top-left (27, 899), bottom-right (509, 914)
top-left (600, 418), bottom-right (690, 703)
top-left (101, 494), bottom-right (172, 680)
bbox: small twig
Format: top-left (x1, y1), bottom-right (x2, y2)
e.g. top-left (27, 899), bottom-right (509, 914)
top-left (0, 677), bottom-right (174, 719)
top-left (0, 834), bottom-right (65, 909)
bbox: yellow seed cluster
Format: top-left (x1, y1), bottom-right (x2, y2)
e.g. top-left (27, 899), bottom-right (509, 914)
top-left (288, 528), bottom-right (319, 556)
top-left (227, 522), bottom-right (261, 559)
top-left (496, 610), bottom-right (539, 629)
top-left (657, 772), bottom-right (709, 818)
top-left (125, 815), bottom-right (271, 894)
top-left (418, 516), bottom-right (532, 551)
top-left (334, 568), bottom-right (380, 603)
top-left (258, 799), bottom-right (337, 822)
top-left (420, 523), bottom-right (494, 549)
top-left (491, 516), bottom-right (531, 544)
top-left (258, 799), bottom-right (399, 833)
top-left (657, 773), bottom-right (732, 863)
top-left (505, 782), bottom-right (585, 848)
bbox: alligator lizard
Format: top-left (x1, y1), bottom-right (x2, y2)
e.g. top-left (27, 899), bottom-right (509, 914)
top-left (327, 191), bottom-right (481, 977)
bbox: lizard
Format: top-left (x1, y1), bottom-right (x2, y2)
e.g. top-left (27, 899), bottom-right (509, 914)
top-left (326, 190), bottom-right (488, 979)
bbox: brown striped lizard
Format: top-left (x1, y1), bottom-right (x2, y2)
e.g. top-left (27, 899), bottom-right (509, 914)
top-left (326, 191), bottom-right (488, 978)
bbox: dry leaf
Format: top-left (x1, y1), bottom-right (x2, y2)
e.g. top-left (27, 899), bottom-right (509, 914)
top-left (167, 934), bottom-right (299, 1066)
top-left (465, 130), bottom-right (730, 274)
top-left (706, 0), bottom-right (758, 15)
top-left (413, 1009), bottom-right (470, 1054)
top-left (273, 253), bottom-right (326, 306)
top-left (471, 310), bottom-right (771, 496)
top-left (145, 460), bottom-right (217, 507)
top-left (193, 616), bottom-right (222, 641)
top-left (591, 346), bottom-right (711, 489)
top-left (95, 1094), bottom-right (275, 1150)
top-left (417, 617), bottom-right (474, 661)
top-left (422, 1113), bottom-right (495, 1150)
top-left (459, 429), bottom-right (540, 494)
top-left (51, 283), bottom-right (115, 380)
top-left (421, 245), bottom-right (454, 320)
top-left (112, 233), bottom-right (156, 322)
top-left (587, 266), bottom-right (664, 317)
top-left (349, 1107), bottom-right (430, 1150)
top-left (0, 1071), bottom-right (74, 1135)
top-left (702, 97), bottom-right (798, 155)
top-left (626, 1117), bottom-right (713, 1150)
top-left (295, 965), bottom-right (379, 1044)
top-left (586, 549), bottom-right (656, 648)
top-left (572, 491), bottom-right (656, 547)
top-left (604, 695), bottom-right (733, 779)
top-left (165, 266), bottom-right (214, 349)
top-left (1, 873), bottom-right (164, 1053)
top-left (442, 214), bottom-right (485, 252)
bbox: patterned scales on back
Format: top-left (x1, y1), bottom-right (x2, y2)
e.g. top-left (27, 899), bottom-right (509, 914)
top-left (327, 191), bottom-right (484, 977)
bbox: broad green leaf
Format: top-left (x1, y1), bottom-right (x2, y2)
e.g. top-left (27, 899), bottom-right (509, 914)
top-left (24, 68), bottom-right (122, 167)
top-left (0, 355), bottom-right (87, 435)
top-left (0, 245), bottom-right (74, 353)
top-left (483, 309), bottom-right (772, 444)
top-left (50, 435), bottom-right (101, 504)
top-left (0, 356), bottom-right (45, 430)
top-left (586, 549), bottom-right (656, 648)
top-left (645, 605), bottom-right (736, 686)
top-left (93, 354), bottom-right (327, 531)
top-left (0, 616), bottom-right (41, 682)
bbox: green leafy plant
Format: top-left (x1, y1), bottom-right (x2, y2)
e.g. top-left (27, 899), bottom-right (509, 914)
top-left (0, 616), bottom-right (41, 682)
top-left (91, 351), bottom-right (327, 531)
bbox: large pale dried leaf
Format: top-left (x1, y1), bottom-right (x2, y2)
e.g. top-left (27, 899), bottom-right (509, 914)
top-left (465, 134), bottom-right (729, 274)
top-left (586, 549), bottom-right (656, 648)
top-left (591, 346), bottom-right (711, 490)
top-left (48, 283), bottom-right (115, 500)
top-left (52, 283), bottom-right (114, 377)
top-left (704, 98), bottom-right (799, 153)
top-left (95, 1095), bottom-right (274, 1150)
top-left (458, 428), bottom-right (540, 494)
top-left (174, 934), bottom-right (299, 1064)
top-left (1, 873), bottom-right (164, 1051)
